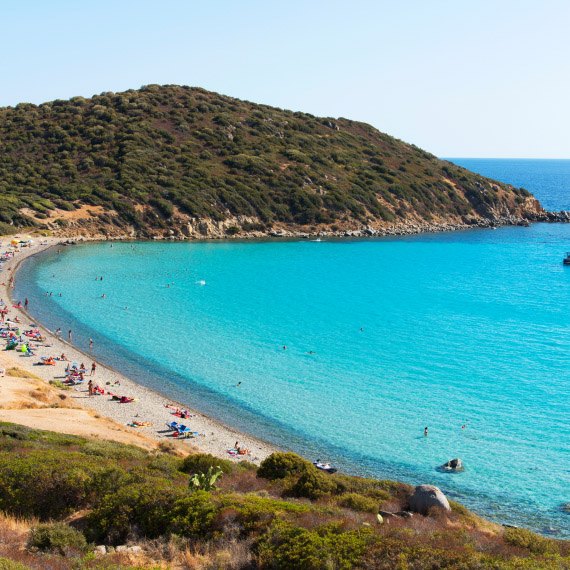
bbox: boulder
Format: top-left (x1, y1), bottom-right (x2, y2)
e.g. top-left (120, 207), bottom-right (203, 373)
top-left (93, 545), bottom-right (106, 556)
top-left (439, 458), bottom-right (464, 472)
top-left (408, 485), bottom-right (451, 515)
top-left (127, 546), bottom-right (143, 553)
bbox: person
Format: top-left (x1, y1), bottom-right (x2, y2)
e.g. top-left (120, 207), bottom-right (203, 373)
top-left (68, 329), bottom-right (72, 342)
top-left (89, 338), bottom-right (93, 350)
top-left (91, 362), bottom-right (96, 376)
top-left (24, 298), bottom-right (28, 309)
top-left (88, 379), bottom-right (93, 397)
top-left (55, 328), bottom-right (61, 337)
top-left (424, 427), bottom-right (428, 437)
top-left (236, 381), bottom-right (242, 387)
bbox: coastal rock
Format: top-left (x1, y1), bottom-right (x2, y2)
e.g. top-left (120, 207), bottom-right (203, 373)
top-left (408, 485), bottom-right (451, 515)
top-left (94, 545), bottom-right (107, 556)
top-left (439, 458), bottom-right (464, 472)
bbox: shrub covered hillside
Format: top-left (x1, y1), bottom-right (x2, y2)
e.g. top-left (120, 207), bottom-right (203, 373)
top-left (0, 85), bottom-right (544, 238)
top-left (0, 424), bottom-right (568, 569)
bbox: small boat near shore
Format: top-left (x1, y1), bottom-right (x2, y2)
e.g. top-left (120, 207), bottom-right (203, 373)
top-left (563, 252), bottom-right (570, 266)
top-left (314, 460), bottom-right (337, 474)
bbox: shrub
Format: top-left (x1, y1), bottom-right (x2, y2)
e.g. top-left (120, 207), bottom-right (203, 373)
top-left (0, 452), bottom-right (97, 519)
top-left (337, 493), bottom-right (379, 513)
top-left (288, 469), bottom-right (337, 500)
top-left (27, 523), bottom-right (87, 555)
top-left (87, 482), bottom-right (186, 544)
top-left (256, 521), bottom-right (370, 569)
top-left (170, 491), bottom-right (219, 538)
top-left (180, 453), bottom-right (234, 475)
top-left (503, 527), bottom-right (555, 555)
top-left (257, 452), bottom-right (312, 480)
top-left (0, 558), bottom-right (30, 570)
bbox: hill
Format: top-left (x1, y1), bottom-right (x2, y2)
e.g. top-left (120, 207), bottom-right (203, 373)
top-left (0, 423), bottom-right (567, 569)
top-left (0, 85), bottom-right (552, 238)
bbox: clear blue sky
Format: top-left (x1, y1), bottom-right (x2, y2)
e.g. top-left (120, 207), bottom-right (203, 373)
top-left (1, 0), bottom-right (568, 158)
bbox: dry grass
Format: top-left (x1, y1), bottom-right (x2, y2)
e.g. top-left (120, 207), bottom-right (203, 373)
top-left (6, 367), bottom-right (40, 380)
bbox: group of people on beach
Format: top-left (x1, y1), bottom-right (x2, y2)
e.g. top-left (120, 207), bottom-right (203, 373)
top-left (0, 239), bottom-right (257, 461)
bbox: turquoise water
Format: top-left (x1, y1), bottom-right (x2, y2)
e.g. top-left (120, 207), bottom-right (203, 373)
top-left (16, 161), bottom-right (570, 536)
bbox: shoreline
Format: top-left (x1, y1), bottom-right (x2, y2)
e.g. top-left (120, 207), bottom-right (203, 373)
top-left (2, 237), bottom-right (278, 463)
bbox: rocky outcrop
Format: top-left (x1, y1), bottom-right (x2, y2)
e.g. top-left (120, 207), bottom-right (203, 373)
top-left (438, 458), bottom-right (464, 472)
top-left (407, 485), bottom-right (451, 515)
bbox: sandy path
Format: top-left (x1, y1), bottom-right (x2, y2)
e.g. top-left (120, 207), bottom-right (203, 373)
top-left (0, 236), bottom-right (277, 462)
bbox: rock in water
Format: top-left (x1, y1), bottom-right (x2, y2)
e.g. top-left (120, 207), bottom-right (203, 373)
top-left (440, 458), bottom-right (464, 472)
top-left (408, 485), bottom-right (451, 515)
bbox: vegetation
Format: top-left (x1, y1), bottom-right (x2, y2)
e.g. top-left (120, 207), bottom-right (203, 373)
top-left (0, 85), bottom-right (539, 237)
top-left (0, 423), bottom-right (567, 569)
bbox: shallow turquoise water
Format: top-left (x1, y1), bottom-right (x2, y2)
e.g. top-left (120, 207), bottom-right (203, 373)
top-left (17, 224), bottom-right (570, 535)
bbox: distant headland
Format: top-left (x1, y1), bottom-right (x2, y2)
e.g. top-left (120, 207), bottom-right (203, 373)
top-left (0, 84), bottom-right (567, 240)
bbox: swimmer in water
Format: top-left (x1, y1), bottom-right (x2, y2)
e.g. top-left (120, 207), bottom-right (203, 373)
top-left (306, 351), bottom-right (316, 355)
top-left (236, 381), bottom-right (242, 387)
top-left (424, 427), bottom-right (428, 437)
top-left (360, 327), bottom-right (364, 332)
top-left (282, 345), bottom-right (287, 350)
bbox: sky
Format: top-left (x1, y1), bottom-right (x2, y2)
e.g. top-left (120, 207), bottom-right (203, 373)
top-left (1, 0), bottom-right (568, 158)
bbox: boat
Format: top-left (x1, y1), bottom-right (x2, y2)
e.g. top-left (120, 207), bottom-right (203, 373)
top-left (313, 460), bottom-right (337, 474)
top-left (564, 252), bottom-right (570, 266)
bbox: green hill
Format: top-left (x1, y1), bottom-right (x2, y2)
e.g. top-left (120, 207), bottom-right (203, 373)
top-left (0, 85), bottom-right (545, 237)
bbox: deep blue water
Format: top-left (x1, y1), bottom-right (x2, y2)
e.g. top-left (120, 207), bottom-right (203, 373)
top-left (15, 159), bottom-right (570, 536)
top-left (449, 158), bottom-right (570, 212)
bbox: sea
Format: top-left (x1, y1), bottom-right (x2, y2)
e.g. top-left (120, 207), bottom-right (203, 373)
top-left (15, 158), bottom-right (570, 536)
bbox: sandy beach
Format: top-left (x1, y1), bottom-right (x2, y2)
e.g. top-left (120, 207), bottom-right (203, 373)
top-left (0, 236), bottom-right (276, 462)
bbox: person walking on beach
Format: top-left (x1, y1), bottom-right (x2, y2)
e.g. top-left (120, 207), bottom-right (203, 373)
top-left (91, 362), bottom-right (96, 376)
top-left (88, 379), bottom-right (93, 397)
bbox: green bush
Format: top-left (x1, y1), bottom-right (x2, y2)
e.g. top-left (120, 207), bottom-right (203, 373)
top-left (27, 523), bottom-right (87, 555)
top-left (0, 558), bottom-right (30, 570)
top-left (256, 521), bottom-right (371, 569)
top-left (0, 451), bottom-right (98, 519)
top-left (87, 482), bottom-right (185, 544)
top-left (180, 453), bottom-right (234, 475)
top-left (257, 452), bottom-right (312, 480)
top-left (503, 527), bottom-right (556, 555)
top-left (288, 468), bottom-right (337, 500)
top-left (170, 491), bottom-right (219, 538)
top-left (337, 493), bottom-right (379, 513)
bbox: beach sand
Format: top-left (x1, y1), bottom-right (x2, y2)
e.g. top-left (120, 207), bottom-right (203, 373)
top-left (0, 237), bottom-right (276, 462)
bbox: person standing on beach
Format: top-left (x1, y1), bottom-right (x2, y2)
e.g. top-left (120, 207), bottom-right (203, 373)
top-left (88, 379), bottom-right (93, 397)
top-left (91, 362), bottom-right (96, 376)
